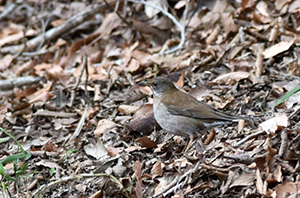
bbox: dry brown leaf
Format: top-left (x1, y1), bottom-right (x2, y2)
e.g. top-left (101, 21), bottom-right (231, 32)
top-left (118, 105), bottom-right (140, 115)
top-left (221, 13), bottom-right (238, 35)
top-left (0, 54), bottom-right (13, 71)
top-left (241, 0), bottom-right (256, 11)
top-left (206, 25), bottom-right (220, 45)
top-left (174, 0), bottom-right (186, 9)
top-left (126, 58), bottom-right (140, 73)
top-left (238, 119), bottom-right (245, 132)
top-left (43, 140), bottom-right (64, 153)
top-left (36, 160), bottom-right (62, 170)
top-left (124, 145), bottom-right (143, 152)
top-left (73, 58), bottom-right (96, 78)
top-left (27, 83), bottom-right (52, 101)
top-left (83, 138), bottom-right (108, 159)
top-left (275, 0), bottom-right (292, 10)
top-left (256, 169), bottom-right (266, 195)
top-left (144, 0), bottom-right (167, 18)
top-left (107, 146), bottom-right (122, 157)
top-left (29, 92), bottom-right (54, 103)
top-left (0, 31), bottom-right (23, 47)
top-left (131, 50), bottom-right (152, 66)
top-left (263, 40), bottom-right (295, 58)
top-left (273, 181), bottom-right (300, 198)
top-left (210, 71), bottom-right (257, 85)
top-left (151, 159), bottom-right (163, 178)
top-left (172, 158), bottom-right (191, 168)
top-left (51, 19), bottom-right (66, 27)
top-left (136, 136), bottom-right (157, 149)
top-left (273, 164), bottom-right (282, 182)
top-left (259, 115), bottom-right (289, 134)
top-left (176, 72), bottom-right (185, 87)
top-left (132, 104), bottom-right (153, 118)
top-left (229, 173), bottom-right (255, 188)
top-left (94, 12), bottom-right (122, 37)
top-left (155, 178), bottom-right (169, 195)
top-left (94, 119), bottom-right (116, 137)
top-left (0, 23), bottom-right (22, 39)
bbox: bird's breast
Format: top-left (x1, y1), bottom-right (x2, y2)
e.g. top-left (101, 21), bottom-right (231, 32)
top-left (153, 98), bottom-right (205, 138)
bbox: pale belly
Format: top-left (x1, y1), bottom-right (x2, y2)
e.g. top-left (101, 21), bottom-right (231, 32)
top-left (153, 99), bottom-right (203, 139)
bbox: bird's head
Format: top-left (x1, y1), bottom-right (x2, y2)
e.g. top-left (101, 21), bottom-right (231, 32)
top-left (149, 76), bottom-right (176, 96)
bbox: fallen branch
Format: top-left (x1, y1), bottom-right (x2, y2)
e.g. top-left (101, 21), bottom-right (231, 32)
top-left (0, 3), bottom-right (103, 54)
top-left (0, 76), bottom-right (43, 91)
top-left (233, 130), bottom-right (266, 148)
top-left (0, 2), bottom-right (18, 21)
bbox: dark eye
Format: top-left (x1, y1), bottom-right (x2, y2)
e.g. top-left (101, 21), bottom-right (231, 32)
top-left (153, 82), bottom-right (157, 86)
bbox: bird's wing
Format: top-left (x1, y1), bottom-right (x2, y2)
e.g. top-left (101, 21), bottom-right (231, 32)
top-left (163, 91), bottom-right (240, 122)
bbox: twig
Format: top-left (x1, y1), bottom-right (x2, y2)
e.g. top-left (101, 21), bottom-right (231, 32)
top-left (278, 130), bottom-right (288, 157)
top-left (182, 0), bottom-right (190, 30)
top-left (0, 2), bottom-right (18, 21)
top-left (233, 130), bottom-right (266, 147)
top-left (0, 76), bottom-right (43, 91)
top-left (65, 104), bottom-right (88, 145)
top-left (1, 3), bottom-right (104, 54)
top-left (32, 173), bottom-right (123, 197)
top-left (69, 54), bottom-right (88, 107)
top-left (153, 161), bottom-right (200, 197)
top-left (255, 44), bottom-right (264, 77)
top-left (128, 0), bottom-right (185, 54)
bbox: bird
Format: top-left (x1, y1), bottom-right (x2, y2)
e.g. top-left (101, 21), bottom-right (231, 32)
top-left (148, 76), bottom-right (243, 152)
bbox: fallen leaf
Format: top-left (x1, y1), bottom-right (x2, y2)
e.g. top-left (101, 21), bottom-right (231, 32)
top-left (273, 181), bottom-right (300, 198)
top-left (0, 54), bottom-right (13, 71)
top-left (94, 119), bottom-right (116, 137)
top-left (263, 40), bottom-right (295, 59)
top-left (83, 138), bottom-right (108, 159)
top-left (136, 136), bottom-right (157, 149)
top-left (229, 173), bottom-right (255, 188)
top-left (151, 159), bottom-right (163, 178)
top-left (210, 71), bottom-right (257, 85)
top-left (259, 115), bottom-right (289, 134)
top-left (118, 105), bottom-right (140, 115)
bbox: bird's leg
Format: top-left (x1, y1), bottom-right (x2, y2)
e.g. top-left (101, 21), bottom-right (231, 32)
top-left (182, 135), bottom-right (195, 153)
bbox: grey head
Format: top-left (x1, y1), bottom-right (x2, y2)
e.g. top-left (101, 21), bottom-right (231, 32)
top-left (150, 76), bottom-right (176, 96)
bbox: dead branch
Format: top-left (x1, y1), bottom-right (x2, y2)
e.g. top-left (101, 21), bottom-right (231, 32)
top-left (233, 130), bottom-right (266, 147)
top-left (0, 3), bottom-right (104, 54)
top-left (0, 76), bottom-right (43, 91)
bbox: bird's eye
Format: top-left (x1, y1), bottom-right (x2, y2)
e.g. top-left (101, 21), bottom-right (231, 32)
top-left (153, 82), bottom-right (157, 86)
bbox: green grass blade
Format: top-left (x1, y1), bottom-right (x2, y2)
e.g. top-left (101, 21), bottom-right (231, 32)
top-left (274, 85), bottom-right (300, 108)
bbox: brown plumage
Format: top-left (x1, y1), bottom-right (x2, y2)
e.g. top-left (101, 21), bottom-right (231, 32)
top-left (149, 76), bottom-right (242, 151)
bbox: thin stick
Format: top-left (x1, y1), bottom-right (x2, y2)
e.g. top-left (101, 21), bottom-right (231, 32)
top-left (32, 173), bottom-right (124, 197)
top-left (233, 130), bottom-right (266, 147)
top-left (69, 54), bottom-right (88, 107)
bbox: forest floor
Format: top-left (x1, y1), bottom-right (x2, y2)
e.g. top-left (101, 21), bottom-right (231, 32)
top-left (0, 0), bottom-right (300, 197)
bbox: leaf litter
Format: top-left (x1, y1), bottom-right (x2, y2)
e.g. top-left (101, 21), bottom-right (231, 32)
top-left (0, 0), bottom-right (300, 197)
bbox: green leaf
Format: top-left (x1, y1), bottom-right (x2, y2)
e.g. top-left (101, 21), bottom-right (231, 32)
top-left (66, 149), bottom-right (78, 155)
top-left (49, 167), bottom-right (56, 176)
top-left (0, 127), bottom-right (26, 156)
top-left (16, 163), bottom-right (29, 176)
top-left (274, 85), bottom-right (300, 108)
top-left (0, 153), bottom-right (27, 165)
top-left (0, 163), bottom-right (4, 174)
